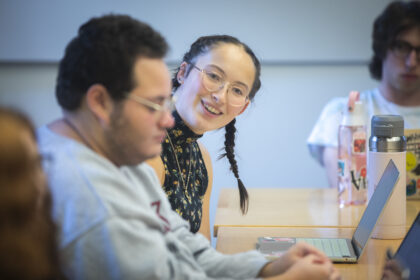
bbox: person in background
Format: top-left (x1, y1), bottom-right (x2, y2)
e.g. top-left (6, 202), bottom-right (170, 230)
top-left (307, 0), bottom-right (420, 188)
top-left (37, 14), bottom-right (340, 279)
top-left (147, 35), bottom-right (259, 239)
top-left (0, 107), bottom-right (63, 280)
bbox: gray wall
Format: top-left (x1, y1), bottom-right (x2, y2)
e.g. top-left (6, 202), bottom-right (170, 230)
top-left (0, 0), bottom-right (390, 244)
top-left (0, 0), bottom-right (391, 63)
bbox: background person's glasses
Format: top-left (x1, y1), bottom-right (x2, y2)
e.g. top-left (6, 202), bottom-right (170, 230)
top-left (191, 64), bottom-right (249, 107)
top-left (129, 94), bottom-right (176, 117)
top-left (390, 40), bottom-right (420, 62)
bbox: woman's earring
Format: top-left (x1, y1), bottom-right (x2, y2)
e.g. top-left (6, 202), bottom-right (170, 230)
top-left (178, 77), bottom-right (184, 84)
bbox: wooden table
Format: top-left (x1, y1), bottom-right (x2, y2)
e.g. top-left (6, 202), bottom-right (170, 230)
top-left (216, 226), bottom-right (402, 280)
top-left (214, 188), bottom-right (420, 236)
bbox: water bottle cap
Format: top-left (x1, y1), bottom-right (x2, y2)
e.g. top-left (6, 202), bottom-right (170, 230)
top-left (341, 101), bottom-right (365, 126)
top-left (371, 115), bottom-right (404, 137)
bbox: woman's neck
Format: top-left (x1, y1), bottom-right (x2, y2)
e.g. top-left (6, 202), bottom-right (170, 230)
top-left (174, 107), bottom-right (206, 135)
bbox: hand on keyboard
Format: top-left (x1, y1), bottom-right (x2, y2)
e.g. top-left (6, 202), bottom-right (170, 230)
top-left (258, 242), bottom-right (342, 280)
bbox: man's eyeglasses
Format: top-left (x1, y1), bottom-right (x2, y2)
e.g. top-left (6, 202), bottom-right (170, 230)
top-left (128, 95), bottom-right (176, 116)
top-left (390, 40), bottom-right (420, 62)
top-left (191, 64), bottom-right (250, 107)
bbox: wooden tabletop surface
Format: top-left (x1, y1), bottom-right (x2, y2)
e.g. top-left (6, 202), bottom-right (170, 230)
top-left (216, 226), bottom-right (402, 280)
top-left (214, 188), bottom-right (420, 237)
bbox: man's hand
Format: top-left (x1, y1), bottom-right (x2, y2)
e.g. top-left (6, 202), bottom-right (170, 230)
top-left (382, 259), bottom-right (405, 280)
top-left (283, 254), bottom-right (341, 280)
top-left (258, 242), bottom-right (340, 279)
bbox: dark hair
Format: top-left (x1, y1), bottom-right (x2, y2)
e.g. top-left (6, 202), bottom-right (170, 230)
top-left (0, 108), bottom-right (64, 279)
top-left (369, 1), bottom-right (420, 80)
top-left (56, 14), bottom-right (168, 110)
top-left (173, 35), bottom-right (262, 214)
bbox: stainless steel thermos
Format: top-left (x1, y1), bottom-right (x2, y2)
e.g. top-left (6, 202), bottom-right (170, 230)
top-left (368, 115), bottom-right (406, 239)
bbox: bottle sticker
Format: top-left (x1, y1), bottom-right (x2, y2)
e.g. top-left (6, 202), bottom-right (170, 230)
top-left (350, 166), bottom-right (367, 191)
top-left (407, 179), bottom-right (416, 196)
top-left (352, 131), bottom-right (366, 154)
top-left (407, 152), bottom-right (417, 171)
top-left (338, 160), bottom-right (345, 177)
top-left (405, 129), bottom-right (420, 199)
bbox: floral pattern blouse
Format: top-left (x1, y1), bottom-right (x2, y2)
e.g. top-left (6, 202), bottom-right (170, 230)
top-left (161, 111), bottom-right (208, 233)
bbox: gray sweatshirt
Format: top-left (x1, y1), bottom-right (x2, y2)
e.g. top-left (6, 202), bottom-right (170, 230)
top-left (38, 125), bottom-right (267, 280)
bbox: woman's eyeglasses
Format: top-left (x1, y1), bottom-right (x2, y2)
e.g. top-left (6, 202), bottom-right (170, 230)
top-left (191, 64), bottom-right (250, 107)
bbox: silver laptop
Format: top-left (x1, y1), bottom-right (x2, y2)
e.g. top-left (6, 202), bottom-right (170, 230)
top-left (257, 159), bottom-right (400, 263)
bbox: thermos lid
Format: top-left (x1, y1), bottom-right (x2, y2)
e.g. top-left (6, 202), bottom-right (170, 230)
top-left (371, 115), bottom-right (404, 137)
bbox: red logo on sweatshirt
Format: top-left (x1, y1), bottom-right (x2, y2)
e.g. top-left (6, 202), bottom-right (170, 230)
top-left (151, 200), bottom-right (170, 233)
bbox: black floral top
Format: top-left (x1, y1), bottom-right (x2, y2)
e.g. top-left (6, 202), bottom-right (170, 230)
top-left (161, 111), bottom-right (208, 233)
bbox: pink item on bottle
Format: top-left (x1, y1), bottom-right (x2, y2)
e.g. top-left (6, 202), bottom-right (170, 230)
top-left (347, 91), bottom-right (360, 112)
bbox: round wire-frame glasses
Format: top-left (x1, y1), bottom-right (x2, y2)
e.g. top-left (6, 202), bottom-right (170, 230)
top-left (191, 64), bottom-right (250, 107)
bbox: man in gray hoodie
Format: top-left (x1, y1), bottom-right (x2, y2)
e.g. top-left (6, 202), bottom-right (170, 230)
top-left (38, 14), bottom-right (339, 280)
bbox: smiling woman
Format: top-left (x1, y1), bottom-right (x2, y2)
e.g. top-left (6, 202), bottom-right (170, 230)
top-left (146, 35), bottom-right (261, 239)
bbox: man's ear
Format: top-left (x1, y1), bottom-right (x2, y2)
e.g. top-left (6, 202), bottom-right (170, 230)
top-left (238, 100), bottom-right (251, 115)
top-left (176, 62), bottom-right (189, 84)
top-left (85, 84), bottom-right (115, 125)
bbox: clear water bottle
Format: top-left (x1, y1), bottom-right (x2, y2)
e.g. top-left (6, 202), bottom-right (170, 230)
top-left (337, 92), bottom-right (367, 207)
top-left (368, 115), bottom-right (406, 239)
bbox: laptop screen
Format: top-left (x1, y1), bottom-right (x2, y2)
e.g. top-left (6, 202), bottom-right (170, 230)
top-left (351, 160), bottom-right (399, 257)
top-left (395, 212), bottom-right (420, 280)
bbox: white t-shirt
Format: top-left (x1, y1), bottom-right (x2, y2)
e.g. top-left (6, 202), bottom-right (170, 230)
top-left (307, 88), bottom-right (420, 165)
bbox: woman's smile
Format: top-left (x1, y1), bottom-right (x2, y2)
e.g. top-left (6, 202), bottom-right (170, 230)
top-left (201, 99), bottom-right (223, 116)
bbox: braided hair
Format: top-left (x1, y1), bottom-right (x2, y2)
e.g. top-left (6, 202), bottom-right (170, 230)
top-left (173, 35), bottom-right (261, 214)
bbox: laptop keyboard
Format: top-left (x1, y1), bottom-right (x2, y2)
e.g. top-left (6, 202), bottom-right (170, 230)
top-left (296, 238), bottom-right (351, 257)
